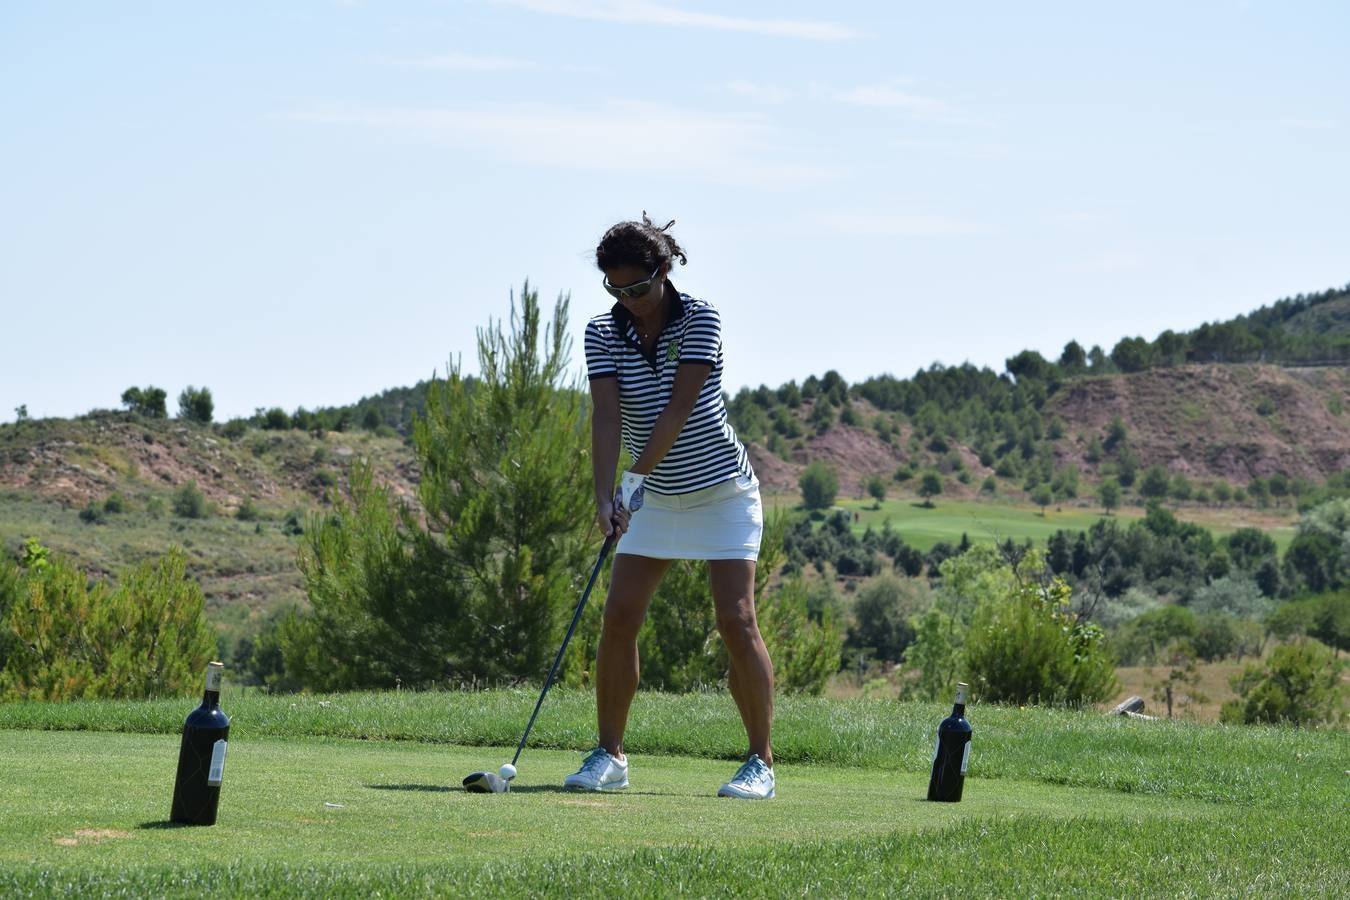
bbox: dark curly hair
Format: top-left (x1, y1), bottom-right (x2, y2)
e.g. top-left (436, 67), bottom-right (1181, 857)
top-left (595, 212), bottom-right (688, 273)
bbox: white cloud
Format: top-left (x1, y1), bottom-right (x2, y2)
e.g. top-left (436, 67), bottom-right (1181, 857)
top-left (726, 80), bottom-right (791, 104)
top-left (499, 0), bottom-right (859, 41)
top-left (837, 83), bottom-right (949, 116)
top-left (819, 212), bottom-right (988, 238)
top-left (288, 101), bottom-right (838, 187)
top-left (393, 52), bottom-right (537, 72)
top-left (1049, 211), bottom-right (1106, 226)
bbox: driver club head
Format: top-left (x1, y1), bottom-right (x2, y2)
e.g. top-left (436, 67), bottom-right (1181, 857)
top-left (462, 771), bottom-right (509, 794)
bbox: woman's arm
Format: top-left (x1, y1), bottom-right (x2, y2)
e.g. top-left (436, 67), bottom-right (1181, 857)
top-left (630, 362), bottom-right (712, 476)
top-left (589, 376), bottom-right (628, 536)
top-left (591, 377), bottom-right (622, 504)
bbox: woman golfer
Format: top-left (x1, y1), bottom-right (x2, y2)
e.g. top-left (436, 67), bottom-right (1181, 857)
top-left (563, 214), bottom-right (776, 800)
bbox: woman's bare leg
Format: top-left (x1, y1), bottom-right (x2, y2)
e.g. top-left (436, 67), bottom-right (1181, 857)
top-left (710, 559), bottom-right (774, 765)
top-left (596, 553), bottom-right (672, 759)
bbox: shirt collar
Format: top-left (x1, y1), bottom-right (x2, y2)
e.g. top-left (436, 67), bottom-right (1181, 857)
top-left (610, 284), bottom-right (685, 334)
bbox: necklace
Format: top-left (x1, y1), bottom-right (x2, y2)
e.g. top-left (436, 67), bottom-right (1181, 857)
top-left (636, 316), bottom-right (663, 342)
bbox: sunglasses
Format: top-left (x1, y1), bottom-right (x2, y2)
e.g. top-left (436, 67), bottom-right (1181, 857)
top-left (603, 267), bottom-right (660, 300)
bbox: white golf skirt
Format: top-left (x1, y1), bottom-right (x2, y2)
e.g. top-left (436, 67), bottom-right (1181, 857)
top-left (616, 474), bottom-right (763, 561)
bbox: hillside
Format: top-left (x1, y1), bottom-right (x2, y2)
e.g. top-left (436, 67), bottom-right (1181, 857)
top-left (1046, 365), bottom-right (1349, 481)
top-left (0, 414), bottom-right (417, 649)
top-left (0, 412), bottom-right (417, 512)
top-left (741, 363), bottom-right (1349, 498)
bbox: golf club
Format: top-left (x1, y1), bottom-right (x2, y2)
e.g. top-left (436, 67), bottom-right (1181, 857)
top-left (463, 532), bottom-right (616, 793)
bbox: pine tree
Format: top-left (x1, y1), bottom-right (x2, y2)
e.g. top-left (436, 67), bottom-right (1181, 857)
top-left (286, 284), bottom-right (597, 687)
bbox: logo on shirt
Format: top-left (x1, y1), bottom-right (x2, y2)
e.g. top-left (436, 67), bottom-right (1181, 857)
top-left (666, 340), bottom-right (680, 362)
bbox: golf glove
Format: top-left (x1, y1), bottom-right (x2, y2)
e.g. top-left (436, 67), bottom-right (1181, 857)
top-left (616, 471), bottom-right (646, 514)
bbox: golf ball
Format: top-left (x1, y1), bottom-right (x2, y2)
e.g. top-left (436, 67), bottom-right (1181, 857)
top-left (499, 763), bottom-right (517, 780)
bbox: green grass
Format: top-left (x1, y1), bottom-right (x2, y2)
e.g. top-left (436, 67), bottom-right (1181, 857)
top-left (1, 690), bottom-right (1346, 896)
top-left (836, 496), bottom-right (1298, 552)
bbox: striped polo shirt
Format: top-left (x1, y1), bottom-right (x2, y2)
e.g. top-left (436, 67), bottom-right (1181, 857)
top-left (584, 291), bottom-right (754, 495)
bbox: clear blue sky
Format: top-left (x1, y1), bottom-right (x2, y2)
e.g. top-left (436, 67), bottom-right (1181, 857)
top-left (3, 1), bottom-right (1346, 423)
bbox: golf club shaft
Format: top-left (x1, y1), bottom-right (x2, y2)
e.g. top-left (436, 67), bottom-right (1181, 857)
top-left (511, 533), bottom-right (615, 766)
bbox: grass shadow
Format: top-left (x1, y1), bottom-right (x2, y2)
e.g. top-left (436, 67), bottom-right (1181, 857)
top-left (502, 786), bottom-right (679, 798)
top-left (365, 783), bottom-right (453, 793)
top-left (137, 821), bottom-right (191, 830)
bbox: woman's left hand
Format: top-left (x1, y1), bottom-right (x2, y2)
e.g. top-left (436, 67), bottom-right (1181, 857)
top-left (597, 497), bottom-right (631, 538)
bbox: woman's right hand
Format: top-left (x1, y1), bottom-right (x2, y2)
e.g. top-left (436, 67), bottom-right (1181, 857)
top-left (596, 497), bottom-right (631, 539)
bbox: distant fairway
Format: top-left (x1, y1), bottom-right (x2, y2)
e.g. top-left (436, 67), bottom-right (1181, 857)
top-left (1, 690), bottom-right (1344, 896)
top-left (807, 495), bottom-right (1301, 552)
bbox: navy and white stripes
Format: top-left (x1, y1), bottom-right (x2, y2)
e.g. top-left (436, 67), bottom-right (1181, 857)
top-left (584, 293), bottom-right (753, 495)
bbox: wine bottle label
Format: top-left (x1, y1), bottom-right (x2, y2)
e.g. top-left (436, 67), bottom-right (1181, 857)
top-left (205, 663), bottom-right (224, 692)
top-left (960, 741), bottom-right (971, 775)
top-left (207, 739), bottom-right (228, 786)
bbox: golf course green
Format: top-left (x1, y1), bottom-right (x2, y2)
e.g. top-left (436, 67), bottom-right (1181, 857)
top-left (1, 690), bottom-right (1345, 896)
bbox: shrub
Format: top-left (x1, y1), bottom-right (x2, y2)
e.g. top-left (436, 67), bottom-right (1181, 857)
top-left (1192, 612), bottom-right (1240, 662)
top-left (261, 407), bottom-right (290, 430)
top-left (845, 576), bottom-right (926, 665)
top-left (78, 503), bottom-right (107, 525)
top-left (102, 493), bottom-right (126, 514)
top-left (1139, 465), bottom-right (1170, 499)
top-left (1170, 474), bottom-right (1193, 501)
top-left (121, 385), bottom-right (168, 418)
top-left (1267, 591), bottom-right (1350, 652)
top-left (1110, 604), bottom-right (1197, 666)
top-left (235, 499), bottom-right (261, 522)
top-left (0, 544), bottom-right (214, 700)
top-left (282, 510), bottom-right (305, 535)
top-left (173, 482), bottom-right (208, 519)
top-left (799, 461), bottom-right (839, 510)
top-left (918, 472), bottom-right (942, 506)
top-left (808, 400), bottom-right (834, 434)
top-left (1051, 466), bottom-right (1078, 500)
top-left (963, 561), bottom-right (1116, 705)
top-left (1220, 639), bottom-right (1346, 726)
top-left (177, 385), bottom-right (214, 424)
top-left (1098, 478), bottom-right (1121, 513)
top-left (756, 575), bottom-right (843, 695)
top-left (221, 419), bottom-right (248, 440)
top-left (903, 605), bottom-right (961, 700)
top-left (1093, 587), bottom-right (1161, 630)
top-left (835, 547), bottom-right (880, 577)
top-left (1285, 498), bottom-right (1350, 593)
top-left (1104, 416), bottom-right (1128, 451)
top-left (865, 474), bottom-right (887, 507)
top-left (1190, 575), bottom-right (1271, 620)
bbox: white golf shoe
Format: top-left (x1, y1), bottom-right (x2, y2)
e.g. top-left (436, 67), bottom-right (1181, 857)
top-left (563, 747), bottom-right (629, 791)
top-left (717, 754), bottom-right (775, 799)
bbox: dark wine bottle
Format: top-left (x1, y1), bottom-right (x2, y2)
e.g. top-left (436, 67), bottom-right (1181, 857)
top-left (170, 661), bottom-right (231, 825)
top-left (927, 681), bottom-right (972, 802)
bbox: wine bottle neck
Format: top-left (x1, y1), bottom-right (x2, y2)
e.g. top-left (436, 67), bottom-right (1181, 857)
top-left (951, 702), bottom-right (965, 718)
top-left (202, 689), bottom-right (220, 709)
